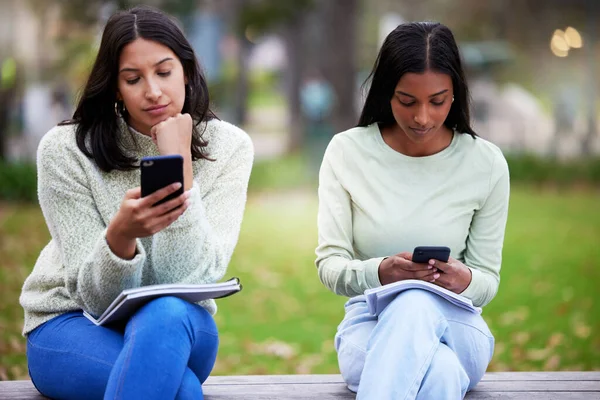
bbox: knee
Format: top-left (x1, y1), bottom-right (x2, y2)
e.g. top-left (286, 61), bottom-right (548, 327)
top-left (380, 290), bottom-right (445, 327)
top-left (390, 289), bottom-right (441, 313)
top-left (133, 297), bottom-right (217, 336)
top-left (136, 296), bottom-right (189, 320)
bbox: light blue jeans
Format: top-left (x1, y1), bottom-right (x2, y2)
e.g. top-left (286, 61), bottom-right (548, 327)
top-left (335, 289), bottom-right (494, 400)
top-left (27, 296), bottom-right (219, 400)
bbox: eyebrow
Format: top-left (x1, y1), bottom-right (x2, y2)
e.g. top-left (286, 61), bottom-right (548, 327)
top-left (119, 57), bottom-right (174, 73)
top-left (396, 89), bottom-right (449, 98)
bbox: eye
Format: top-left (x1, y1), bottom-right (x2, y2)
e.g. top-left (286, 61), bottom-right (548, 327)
top-left (157, 71), bottom-right (171, 77)
top-left (126, 77), bottom-right (140, 85)
top-left (431, 100), bottom-right (444, 106)
top-left (397, 97), bottom-right (415, 107)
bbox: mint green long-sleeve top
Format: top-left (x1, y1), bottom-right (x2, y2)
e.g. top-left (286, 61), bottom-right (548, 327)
top-left (315, 124), bottom-right (510, 307)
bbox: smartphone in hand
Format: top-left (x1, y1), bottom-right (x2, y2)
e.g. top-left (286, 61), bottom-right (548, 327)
top-left (140, 155), bottom-right (184, 206)
top-left (412, 246), bottom-right (451, 264)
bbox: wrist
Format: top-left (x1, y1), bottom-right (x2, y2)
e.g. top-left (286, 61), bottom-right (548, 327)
top-left (378, 257), bottom-right (390, 285)
top-left (106, 224), bottom-right (136, 260)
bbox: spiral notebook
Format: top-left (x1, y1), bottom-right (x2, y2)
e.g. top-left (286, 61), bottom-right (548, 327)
top-left (364, 279), bottom-right (481, 316)
top-left (83, 277), bottom-right (242, 326)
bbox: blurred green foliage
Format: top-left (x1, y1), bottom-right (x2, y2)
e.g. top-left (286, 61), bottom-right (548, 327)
top-left (504, 154), bottom-right (600, 185)
top-left (0, 161), bottom-right (37, 202)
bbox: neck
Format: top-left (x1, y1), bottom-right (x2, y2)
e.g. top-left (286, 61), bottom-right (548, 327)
top-left (127, 119), bottom-right (152, 137)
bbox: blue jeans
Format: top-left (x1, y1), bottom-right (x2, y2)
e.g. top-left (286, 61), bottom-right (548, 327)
top-left (335, 289), bottom-right (494, 400)
top-left (27, 296), bottom-right (219, 400)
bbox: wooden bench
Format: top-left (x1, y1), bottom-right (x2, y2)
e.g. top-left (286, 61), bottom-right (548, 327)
top-left (1, 372), bottom-right (599, 399)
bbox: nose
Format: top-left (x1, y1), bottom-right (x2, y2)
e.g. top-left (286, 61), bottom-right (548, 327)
top-left (145, 78), bottom-right (162, 101)
top-left (413, 104), bottom-right (430, 127)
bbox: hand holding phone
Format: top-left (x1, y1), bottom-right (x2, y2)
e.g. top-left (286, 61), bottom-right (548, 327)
top-left (106, 156), bottom-right (189, 258)
top-left (412, 246), bottom-right (473, 293)
top-left (378, 251), bottom-right (440, 286)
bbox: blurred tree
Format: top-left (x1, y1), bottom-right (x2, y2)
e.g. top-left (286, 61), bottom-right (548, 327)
top-left (580, 0), bottom-right (599, 156)
top-left (217, 0), bottom-right (314, 135)
top-left (319, 0), bottom-right (359, 135)
top-left (220, 0), bottom-right (357, 151)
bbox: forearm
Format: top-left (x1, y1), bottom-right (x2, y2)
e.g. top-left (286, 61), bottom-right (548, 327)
top-left (183, 152), bottom-right (193, 191)
top-left (317, 255), bottom-right (384, 297)
top-left (106, 224), bottom-right (137, 260)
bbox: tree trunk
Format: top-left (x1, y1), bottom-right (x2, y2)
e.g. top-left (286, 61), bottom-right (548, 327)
top-left (581, 0), bottom-right (598, 156)
top-left (321, 0), bottom-right (358, 133)
top-left (233, 35), bottom-right (251, 126)
top-left (282, 17), bottom-right (306, 152)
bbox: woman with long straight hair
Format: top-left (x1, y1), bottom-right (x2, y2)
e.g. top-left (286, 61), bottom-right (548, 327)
top-left (21, 6), bottom-right (253, 399)
top-left (316, 22), bottom-right (509, 399)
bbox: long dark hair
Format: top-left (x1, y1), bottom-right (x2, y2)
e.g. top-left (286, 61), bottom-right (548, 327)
top-left (358, 21), bottom-right (476, 137)
top-left (66, 5), bottom-right (215, 172)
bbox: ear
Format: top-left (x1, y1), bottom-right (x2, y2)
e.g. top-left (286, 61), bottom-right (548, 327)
top-left (116, 91), bottom-right (123, 101)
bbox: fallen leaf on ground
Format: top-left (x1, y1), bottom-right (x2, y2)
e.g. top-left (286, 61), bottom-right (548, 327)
top-left (248, 339), bottom-right (297, 359)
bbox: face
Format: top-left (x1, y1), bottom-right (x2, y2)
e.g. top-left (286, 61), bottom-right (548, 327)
top-left (117, 38), bottom-right (187, 135)
top-left (390, 70), bottom-right (454, 146)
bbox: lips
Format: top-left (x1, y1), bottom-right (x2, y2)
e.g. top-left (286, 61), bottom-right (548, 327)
top-left (410, 127), bottom-right (431, 135)
top-left (144, 104), bottom-right (169, 115)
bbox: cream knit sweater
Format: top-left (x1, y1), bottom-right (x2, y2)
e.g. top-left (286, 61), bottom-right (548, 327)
top-left (20, 119), bottom-right (253, 335)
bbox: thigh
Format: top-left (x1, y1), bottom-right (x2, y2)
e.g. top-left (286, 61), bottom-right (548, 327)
top-left (27, 311), bottom-right (124, 400)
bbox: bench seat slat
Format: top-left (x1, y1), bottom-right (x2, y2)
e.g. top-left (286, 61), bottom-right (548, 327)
top-left (1, 372), bottom-right (599, 400)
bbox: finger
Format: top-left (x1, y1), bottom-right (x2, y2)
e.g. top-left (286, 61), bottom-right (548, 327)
top-left (431, 274), bottom-right (449, 288)
top-left (150, 190), bottom-right (190, 217)
top-left (413, 269), bottom-right (439, 281)
top-left (397, 251), bottom-right (412, 261)
top-left (125, 187), bottom-right (141, 200)
top-left (141, 182), bottom-right (183, 207)
top-left (399, 258), bottom-right (432, 272)
top-left (429, 259), bottom-right (449, 273)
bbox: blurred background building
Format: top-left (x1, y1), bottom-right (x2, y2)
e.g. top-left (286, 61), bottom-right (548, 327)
top-left (0, 0), bottom-right (598, 164)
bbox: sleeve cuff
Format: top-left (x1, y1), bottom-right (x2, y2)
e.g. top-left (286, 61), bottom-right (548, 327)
top-left (102, 228), bottom-right (146, 266)
top-left (364, 256), bottom-right (386, 289)
top-left (459, 266), bottom-right (483, 299)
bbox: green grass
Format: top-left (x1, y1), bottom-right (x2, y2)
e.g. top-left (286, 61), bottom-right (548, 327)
top-left (1, 185), bottom-right (599, 379)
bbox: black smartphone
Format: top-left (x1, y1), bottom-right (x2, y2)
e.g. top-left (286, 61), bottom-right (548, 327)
top-left (412, 246), bottom-right (451, 264)
top-left (140, 155), bottom-right (184, 206)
